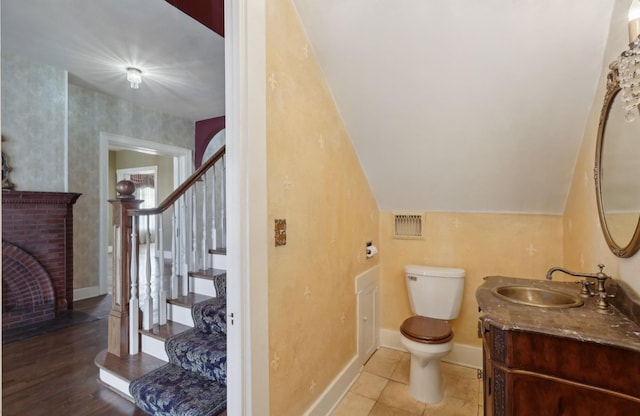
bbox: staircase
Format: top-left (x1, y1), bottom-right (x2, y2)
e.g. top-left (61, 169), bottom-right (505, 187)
top-left (130, 274), bottom-right (226, 415)
top-left (95, 146), bottom-right (228, 415)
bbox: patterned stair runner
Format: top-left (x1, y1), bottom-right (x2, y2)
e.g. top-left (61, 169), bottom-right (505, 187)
top-left (130, 278), bottom-right (227, 416)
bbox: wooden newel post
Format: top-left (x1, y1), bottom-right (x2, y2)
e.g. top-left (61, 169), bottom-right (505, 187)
top-left (108, 180), bottom-right (142, 357)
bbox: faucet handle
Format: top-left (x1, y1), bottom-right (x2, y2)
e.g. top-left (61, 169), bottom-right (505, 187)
top-left (575, 280), bottom-right (595, 297)
top-left (595, 291), bottom-right (615, 312)
top-left (594, 264), bottom-right (610, 293)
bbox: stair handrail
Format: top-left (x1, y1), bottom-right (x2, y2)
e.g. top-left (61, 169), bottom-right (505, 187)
top-left (110, 144), bottom-right (226, 356)
top-left (127, 145), bottom-right (226, 217)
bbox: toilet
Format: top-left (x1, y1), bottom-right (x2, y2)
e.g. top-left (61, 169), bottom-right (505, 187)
top-left (400, 264), bottom-right (465, 403)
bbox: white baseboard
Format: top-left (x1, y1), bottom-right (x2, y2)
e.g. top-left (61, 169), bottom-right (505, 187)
top-left (445, 343), bottom-right (483, 369)
top-left (379, 328), bottom-right (482, 369)
top-left (304, 355), bottom-right (362, 416)
top-left (74, 285), bottom-right (101, 301)
top-left (380, 327), bottom-right (406, 351)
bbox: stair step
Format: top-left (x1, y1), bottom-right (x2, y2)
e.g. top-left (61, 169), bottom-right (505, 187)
top-left (167, 293), bottom-right (214, 327)
top-left (167, 329), bottom-right (227, 385)
top-left (189, 268), bottom-right (226, 279)
top-left (130, 363), bottom-right (226, 416)
top-left (209, 252), bottom-right (228, 271)
top-left (95, 349), bottom-right (166, 398)
top-left (140, 321), bottom-right (192, 342)
top-left (189, 268), bottom-right (226, 297)
top-left (192, 296), bottom-right (227, 333)
top-left (140, 321), bottom-right (192, 361)
top-left (168, 292), bottom-right (213, 308)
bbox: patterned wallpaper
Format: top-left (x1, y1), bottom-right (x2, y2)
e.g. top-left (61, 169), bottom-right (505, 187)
top-left (1, 53), bottom-right (67, 191)
top-left (68, 84), bottom-right (194, 290)
top-left (267, 0), bottom-right (379, 414)
top-left (1, 54), bottom-right (195, 292)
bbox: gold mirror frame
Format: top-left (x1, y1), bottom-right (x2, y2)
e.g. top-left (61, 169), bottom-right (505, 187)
top-left (595, 61), bottom-right (640, 257)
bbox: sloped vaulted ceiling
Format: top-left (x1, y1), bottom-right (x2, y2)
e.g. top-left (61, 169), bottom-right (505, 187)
top-left (293, 0), bottom-right (615, 214)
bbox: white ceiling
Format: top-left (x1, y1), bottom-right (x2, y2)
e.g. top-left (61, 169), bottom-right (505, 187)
top-left (1, 0), bottom-right (225, 122)
top-left (293, 0), bottom-right (616, 214)
top-left (1, 1), bottom-right (619, 214)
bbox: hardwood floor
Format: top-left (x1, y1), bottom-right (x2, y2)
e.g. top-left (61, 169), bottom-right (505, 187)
top-left (2, 295), bottom-right (147, 416)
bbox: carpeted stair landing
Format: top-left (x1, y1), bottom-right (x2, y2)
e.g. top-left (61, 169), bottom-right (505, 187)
top-left (130, 295), bottom-right (227, 416)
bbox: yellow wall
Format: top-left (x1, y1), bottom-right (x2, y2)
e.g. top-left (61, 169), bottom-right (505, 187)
top-left (266, 0), bottom-right (379, 414)
top-left (265, 0), bottom-right (640, 414)
top-left (379, 212), bottom-right (563, 347)
top-left (563, 0), bottom-right (640, 295)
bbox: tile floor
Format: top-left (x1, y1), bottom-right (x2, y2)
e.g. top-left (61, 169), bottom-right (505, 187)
top-left (331, 347), bottom-right (483, 416)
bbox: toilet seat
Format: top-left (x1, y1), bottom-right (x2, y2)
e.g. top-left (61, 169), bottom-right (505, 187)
top-left (400, 316), bottom-right (453, 344)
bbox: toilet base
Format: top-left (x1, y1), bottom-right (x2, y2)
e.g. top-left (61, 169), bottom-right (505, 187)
top-left (409, 353), bottom-right (444, 403)
top-left (400, 334), bottom-right (453, 404)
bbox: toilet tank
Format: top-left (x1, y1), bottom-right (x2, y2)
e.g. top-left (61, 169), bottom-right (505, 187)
top-left (404, 265), bottom-right (465, 320)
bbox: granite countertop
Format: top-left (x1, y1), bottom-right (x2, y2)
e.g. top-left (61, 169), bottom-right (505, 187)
top-left (476, 275), bottom-right (640, 353)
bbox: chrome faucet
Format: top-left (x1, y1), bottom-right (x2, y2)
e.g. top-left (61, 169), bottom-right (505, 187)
top-left (546, 264), bottom-right (613, 311)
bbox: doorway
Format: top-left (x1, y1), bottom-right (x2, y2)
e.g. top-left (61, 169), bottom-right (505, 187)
top-left (99, 132), bottom-right (192, 296)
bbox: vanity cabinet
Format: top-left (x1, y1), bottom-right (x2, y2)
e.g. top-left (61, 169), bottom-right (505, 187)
top-left (479, 318), bottom-right (640, 415)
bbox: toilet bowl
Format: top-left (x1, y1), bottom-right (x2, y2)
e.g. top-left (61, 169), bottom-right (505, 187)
top-left (401, 265), bottom-right (465, 403)
top-left (400, 315), bottom-right (454, 403)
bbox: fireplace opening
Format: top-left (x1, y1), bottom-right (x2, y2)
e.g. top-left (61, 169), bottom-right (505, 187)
top-left (2, 242), bottom-right (56, 329)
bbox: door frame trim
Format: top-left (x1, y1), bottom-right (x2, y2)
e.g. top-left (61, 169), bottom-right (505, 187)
top-left (98, 132), bottom-right (192, 295)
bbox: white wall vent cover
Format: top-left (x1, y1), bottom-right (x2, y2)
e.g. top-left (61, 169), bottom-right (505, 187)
top-left (393, 212), bottom-right (424, 239)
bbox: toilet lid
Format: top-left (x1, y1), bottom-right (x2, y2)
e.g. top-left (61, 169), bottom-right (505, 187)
top-left (400, 316), bottom-right (453, 344)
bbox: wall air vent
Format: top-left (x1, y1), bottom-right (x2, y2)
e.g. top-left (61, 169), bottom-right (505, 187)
top-left (393, 212), bottom-right (424, 239)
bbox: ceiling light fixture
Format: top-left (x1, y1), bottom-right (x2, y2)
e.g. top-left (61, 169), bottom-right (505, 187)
top-left (126, 67), bottom-right (142, 89)
top-left (618, 0), bottom-right (640, 121)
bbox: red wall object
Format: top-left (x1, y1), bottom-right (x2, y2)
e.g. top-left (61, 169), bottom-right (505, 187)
top-left (195, 116), bottom-right (225, 168)
top-left (165, 0), bottom-right (224, 37)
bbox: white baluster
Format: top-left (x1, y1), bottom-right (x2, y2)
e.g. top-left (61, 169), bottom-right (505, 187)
top-left (157, 213), bottom-right (167, 325)
top-left (129, 216), bottom-right (140, 355)
top-left (181, 194), bottom-right (189, 297)
top-left (142, 216), bottom-right (153, 330)
top-left (211, 167), bottom-right (217, 256)
top-left (171, 206), bottom-right (179, 299)
top-left (191, 185), bottom-right (198, 272)
top-left (202, 174), bottom-right (208, 271)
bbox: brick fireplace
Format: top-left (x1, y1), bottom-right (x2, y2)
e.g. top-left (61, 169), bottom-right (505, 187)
top-left (2, 191), bottom-right (81, 329)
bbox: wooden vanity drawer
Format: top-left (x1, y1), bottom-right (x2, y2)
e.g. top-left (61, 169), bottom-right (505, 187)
top-left (508, 329), bottom-right (640, 399)
top-left (508, 371), bottom-right (640, 416)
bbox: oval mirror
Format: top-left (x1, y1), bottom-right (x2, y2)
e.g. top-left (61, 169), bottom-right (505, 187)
top-left (595, 63), bottom-right (640, 257)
